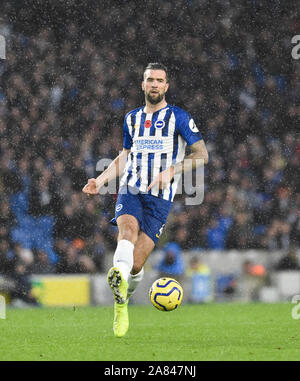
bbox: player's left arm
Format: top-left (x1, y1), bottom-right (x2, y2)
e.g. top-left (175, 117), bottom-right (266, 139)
top-left (173, 139), bottom-right (209, 174)
top-left (147, 139), bottom-right (208, 191)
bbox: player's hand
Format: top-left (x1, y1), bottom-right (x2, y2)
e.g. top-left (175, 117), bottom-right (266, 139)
top-left (147, 166), bottom-right (175, 192)
top-left (82, 178), bottom-right (99, 195)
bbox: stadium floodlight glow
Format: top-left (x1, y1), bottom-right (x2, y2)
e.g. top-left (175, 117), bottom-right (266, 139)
top-left (0, 35), bottom-right (5, 59)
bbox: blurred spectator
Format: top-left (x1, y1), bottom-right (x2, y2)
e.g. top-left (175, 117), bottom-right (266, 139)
top-left (215, 273), bottom-right (238, 300)
top-left (87, 231), bottom-right (106, 272)
top-left (77, 200), bottom-right (97, 239)
top-left (221, 276), bottom-right (237, 297)
top-left (262, 220), bottom-right (291, 251)
top-left (5, 243), bottom-right (39, 306)
top-left (275, 248), bottom-right (300, 271)
top-left (54, 204), bottom-right (81, 240)
top-left (226, 212), bottom-right (255, 249)
top-left (13, 243), bottom-right (34, 268)
top-left (0, 240), bottom-right (15, 275)
top-left (242, 260), bottom-right (267, 301)
top-left (291, 208), bottom-right (300, 247)
top-left (0, 200), bottom-right (16, 235)
top-left (56, 241), bottom-right (96, 274)
top-left (0, 157), bottom-right (23, 195)
top-left (187, 256), bottom-right (210, 276)
top-left (10, 261), bottom-right (39, 306)
top-left (155, 242), bottom-right (185, 282)
top-left (206, 218), bottom-right (227, 250)
top-left (29, 249), bottom-right (55, 274)
top-left (186, 256), bottom-right (212, 303)
top-left (28, 172), bottom-right (57, 216)
top-left (70, 157), bottom-right (88, 192)
top-left (56, 244), bottom-right (81, 273)
top-left (174, 227), bottom-right (190, 251)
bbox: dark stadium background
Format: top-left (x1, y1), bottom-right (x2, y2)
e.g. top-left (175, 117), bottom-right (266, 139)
top-left (0, 0), bottom-right (300, 305)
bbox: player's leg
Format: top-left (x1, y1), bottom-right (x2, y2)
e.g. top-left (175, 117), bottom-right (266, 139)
top-left (126, 194), bottom-right (170, 299)
top-left (131, 231), bottom-right (155, 274)
top-left (110, 187), bottom-right (142, 278)
top-left (112, 214), bottom-right (139, 283)
top-left (107, 213), bottom-right (140, 338)
top-left (107, 187), bottom-right (142, 302)
top-left (108, 214), bottom-right (139, 304)
top-left (127, 231), bottom-right (155, 299)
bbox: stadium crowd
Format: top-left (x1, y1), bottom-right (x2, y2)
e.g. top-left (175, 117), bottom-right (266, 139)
top-left (0, 0), bottom-right (299, 286)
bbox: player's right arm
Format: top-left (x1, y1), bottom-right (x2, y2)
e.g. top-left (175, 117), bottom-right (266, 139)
top-left (82, 148), bottom-right (130, 195)
top-left (83, 113), bottom-right (133, 196)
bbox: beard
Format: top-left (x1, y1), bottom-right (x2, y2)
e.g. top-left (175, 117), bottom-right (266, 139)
top-left (145, 91), bottom-right (164, 105)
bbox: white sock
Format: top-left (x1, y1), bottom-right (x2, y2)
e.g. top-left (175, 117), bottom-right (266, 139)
top-left (113, 239), bottom-right (134, 282)
top-left (127, 267), bottom-right (144, 299)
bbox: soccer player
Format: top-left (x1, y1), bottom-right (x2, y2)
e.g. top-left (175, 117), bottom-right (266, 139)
top-left (82, 63), bottom-right (208, 337)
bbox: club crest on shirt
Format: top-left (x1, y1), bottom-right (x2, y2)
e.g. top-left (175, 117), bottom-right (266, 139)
top-left (154, 120), bottom-right (165, 129)
top-left (116, 204), bottom-right (123, 212)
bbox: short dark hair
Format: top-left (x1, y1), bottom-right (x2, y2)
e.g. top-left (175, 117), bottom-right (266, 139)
top-left (144, 62), bottom-right (169, 82)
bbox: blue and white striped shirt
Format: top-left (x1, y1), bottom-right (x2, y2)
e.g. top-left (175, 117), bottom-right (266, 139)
top-left (120, 104), bottom-right (203, 202)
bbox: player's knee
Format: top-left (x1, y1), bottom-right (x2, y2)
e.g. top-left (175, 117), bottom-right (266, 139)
top-left (119, 221), bottom-right (138, 243)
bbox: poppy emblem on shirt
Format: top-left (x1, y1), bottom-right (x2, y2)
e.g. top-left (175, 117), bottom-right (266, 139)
top-left (145, 120), bottom-right (152, 128)
top-left (154, 120), bottom-right (165, 129)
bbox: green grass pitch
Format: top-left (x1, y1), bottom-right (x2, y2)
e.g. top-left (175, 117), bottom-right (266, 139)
top-left (1, 303), bottom-right (300, 361)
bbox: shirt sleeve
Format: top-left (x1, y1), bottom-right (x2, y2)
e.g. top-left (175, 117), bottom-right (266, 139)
top-left (176, 110), bottom-right (203, 146)
top-left (123, 113), bottom-right (133, 149)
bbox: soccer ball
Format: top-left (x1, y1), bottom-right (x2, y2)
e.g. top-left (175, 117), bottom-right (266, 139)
top-left (149, 277), bottom-right (183, 311)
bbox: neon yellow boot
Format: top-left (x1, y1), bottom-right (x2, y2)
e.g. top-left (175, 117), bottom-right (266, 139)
top-left (107, 267), bottom-right (129, 337)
